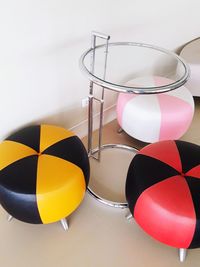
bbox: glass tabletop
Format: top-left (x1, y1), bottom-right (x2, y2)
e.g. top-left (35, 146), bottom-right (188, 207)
top-left (79, 42), bottom-right (190, 94)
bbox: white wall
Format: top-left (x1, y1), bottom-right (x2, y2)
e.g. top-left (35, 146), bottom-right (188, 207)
top-left (0, 0), bottom-right (199, 139)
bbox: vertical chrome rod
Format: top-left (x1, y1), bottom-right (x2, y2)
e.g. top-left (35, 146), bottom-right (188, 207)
top-left (97, 38), bottom-right (109, 160)
top-left (87, 33), bottom-right (96, 156)
top-left (88, 31), bottom-right (110, 159)
top-left (88, 91), bottom-right (94, 156)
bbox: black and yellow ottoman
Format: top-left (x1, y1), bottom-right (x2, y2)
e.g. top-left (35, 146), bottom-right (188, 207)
top-left (0, 125), bottom-right (89, 230)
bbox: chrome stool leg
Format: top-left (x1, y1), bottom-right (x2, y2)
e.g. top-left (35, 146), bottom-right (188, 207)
top-left (60, 218), bottom-right (68, 231)
top-left (7, 214), bottom-right (13, 222)
top-left (125, 212), bottom-right (133, 221)
top-left (117, 127), bottom-right (123, 134)
top-left (179, 248), bottom-right (187, 262)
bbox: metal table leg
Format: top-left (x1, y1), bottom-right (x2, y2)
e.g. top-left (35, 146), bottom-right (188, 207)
top-left (86, 31), bottom-right (138, 209)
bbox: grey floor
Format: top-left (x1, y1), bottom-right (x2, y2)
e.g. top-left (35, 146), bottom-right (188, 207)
top-left (0, 98), bottom-right (200, 267)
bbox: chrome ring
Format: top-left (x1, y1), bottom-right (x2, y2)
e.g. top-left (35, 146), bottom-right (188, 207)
top-left (87, 143), bottom-right (138, 209)
top-left (79, 42), bottom-right (190, 94)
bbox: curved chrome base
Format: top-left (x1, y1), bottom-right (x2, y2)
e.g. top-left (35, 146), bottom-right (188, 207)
top-left (179, 248), bottom-right (187, 262)
top-left (88, 143), bottom-right (138, 209)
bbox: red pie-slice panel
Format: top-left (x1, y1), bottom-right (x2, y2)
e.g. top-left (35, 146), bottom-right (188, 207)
top-left (134, 175), bottom-right (195, 248)
top-left (186, 165), bottom-right (200, 179)
top-left (139, 140), bottom-right (182, 172)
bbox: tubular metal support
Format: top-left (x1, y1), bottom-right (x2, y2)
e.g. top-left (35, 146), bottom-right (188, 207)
top-left (97, 37), bottom-right (109, 161)
top-left (88, 93), bottom-right (94, 157)
top-left (85, 32), bottom-right (139, 209)
top-left (91, 31), bottom-right (110, 40)
top-left (117, 127), bottom-right (123, 134)
top-left (97, 97), bottom-right (104, 161)
top-left (125, 213), bottom-right (133, 221)
top-left (60, 218), bottom-right (69, 231)
top-left (88, 31), bottom-right (110, 161)
top-left (7, 214), bottom-right (13, 222)
top-left (179, 248), bottom-right (187, 262)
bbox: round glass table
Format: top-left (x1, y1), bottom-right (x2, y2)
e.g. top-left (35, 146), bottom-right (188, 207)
top-left (79, 31), bottom-right (190, 208)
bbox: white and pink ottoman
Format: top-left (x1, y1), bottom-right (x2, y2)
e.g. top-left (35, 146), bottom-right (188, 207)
top-left (116, 76), bottom-right (194, 143)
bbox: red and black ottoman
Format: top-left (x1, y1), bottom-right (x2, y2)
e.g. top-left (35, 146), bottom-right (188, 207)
top-left (0, 124), bottom-right (89, 230)
top-left (126, 140), bottom-right (200, 261)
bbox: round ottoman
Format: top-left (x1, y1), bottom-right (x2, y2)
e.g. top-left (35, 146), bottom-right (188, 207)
top-left (179, 38), bottom-right (200, 96)
top-left (116, 76), bottom-right (194, 143)
top-left (126, 140), bottom-right (200, 261)
top-left (0, 124), bottom-right (90, 230)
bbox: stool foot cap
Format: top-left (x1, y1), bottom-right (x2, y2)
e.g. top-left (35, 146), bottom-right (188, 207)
top-left (7, 214), bottom-right (13, 222)
top-left (60, 218), bottom-right (68, 231)
top-left (179, 248), bottom-right (187, 262)
top-left (125, 212), bottom-right (133, 221)
top-left (117, 128), bottom-right (123, 134)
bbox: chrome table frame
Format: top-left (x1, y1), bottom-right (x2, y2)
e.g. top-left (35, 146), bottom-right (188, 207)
top-left (79, 31), bottom-right (190, 209)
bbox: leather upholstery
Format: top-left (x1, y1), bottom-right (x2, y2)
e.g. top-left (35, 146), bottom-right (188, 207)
top-left (126, 140), bottom-right (200, 248)
top-left (0, 124), bottom-right (89, 224)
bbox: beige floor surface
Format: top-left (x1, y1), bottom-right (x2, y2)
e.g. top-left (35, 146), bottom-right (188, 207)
top-left (0, 98), bottom-right (200, 267)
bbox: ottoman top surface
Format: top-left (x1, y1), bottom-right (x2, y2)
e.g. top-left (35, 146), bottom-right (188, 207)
top-left (0, 124), bottom-right (90, 191)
